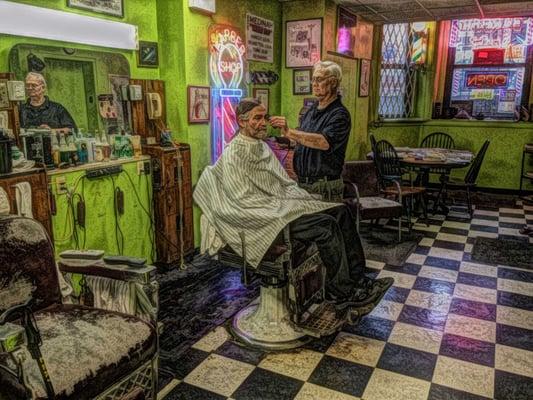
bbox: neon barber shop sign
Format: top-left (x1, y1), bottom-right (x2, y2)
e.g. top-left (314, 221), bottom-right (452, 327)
top-left (466, 73), bottom-right (508, 88)
top-left (209, 25), bottom-right (245, 97)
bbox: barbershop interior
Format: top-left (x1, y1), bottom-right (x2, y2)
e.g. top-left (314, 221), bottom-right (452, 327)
top-left (1, 0), bottom-right (533, 399)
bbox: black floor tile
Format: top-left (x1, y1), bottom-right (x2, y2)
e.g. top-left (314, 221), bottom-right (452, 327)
top-left (165, 347), bottom-right (210, 380)
top-left (439, 333), bottom-right (495, 367)
top-left (232, 368), bottom-right (303, 400)
top-left (428, 383), bottom-right (491, 400)
top-left (343, 315), bottom-right (395, 341)
top-left (166, 383), bottom-right (225, 400)
top-left (462, 252), bottom-right (473, 261)
top-left (499, 212), bottom-right (525, 219)
top-left (383, 262), bottom-right (421, 276)
top-left (497, 291), bottom-right (533, 311)
top-left (494, 370), bottom-right (533, 400)
top-left (414, 245), bottom-right (431, 255)
top-left (498, 267), bottom-right (533, 283)
top-left (424, 256), bottom-right (461, 271)
top-left (214, 340), bottom-right (265, 365)
top-left (308, 355), bottom-right (373, 397)
top-left (457, 272), bottom-right (497, 289)
top-left (440, 226), bottom-right (470, 236)
top-left (466, 237), bottom-right (477, 244)
top-left (496, 324), bottom-right (533, 352)
top-left (303, 333), bottom-right (337, 353)
top-left (432, 240), bottom-right (465, 252)
top-left (398, 304), bottom-right (448, 331)
top-left (413, 277), bottom-right (455, 295)
top-left (499, 222), bottom-right (524, 229)
top-left (472, 214), bottom-right (499, 221)
top-left (471, 224), bottom-right (499, 233)
top-left (377, 343), bottom-right (437, 381)
top-left (384, 285), bottom-right (411, 303)
top-left (413, 229), bottom-right (439, 239)
top-left (449, 298), bottom-right (496, 321)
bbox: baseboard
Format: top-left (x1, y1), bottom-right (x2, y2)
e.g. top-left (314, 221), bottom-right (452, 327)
top-left (425, 183), bottom-right (533, 196)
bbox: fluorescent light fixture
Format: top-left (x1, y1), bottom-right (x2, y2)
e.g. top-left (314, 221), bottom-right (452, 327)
top-left (0, 1), bottom-right (138, 50)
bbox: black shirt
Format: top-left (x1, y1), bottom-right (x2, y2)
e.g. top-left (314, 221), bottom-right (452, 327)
top-left (293, 96), bottom-right (351, 179)
top-left (19, 96), bottom-right (77, 130)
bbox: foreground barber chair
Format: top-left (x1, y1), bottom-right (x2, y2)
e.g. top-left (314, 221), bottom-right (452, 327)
top-left (0, 216), bottom-right (158, 400)
top-left (219, 227), bottom-right (354, 350)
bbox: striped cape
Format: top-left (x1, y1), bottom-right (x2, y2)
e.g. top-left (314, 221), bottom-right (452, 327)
top-left (194, 134), bottom-right (338, 268)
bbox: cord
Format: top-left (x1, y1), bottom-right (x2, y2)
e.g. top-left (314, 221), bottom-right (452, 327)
top-left (110, 175), bottom-right (124, 255)
top-left (175, 150), bottom-right (186, 270)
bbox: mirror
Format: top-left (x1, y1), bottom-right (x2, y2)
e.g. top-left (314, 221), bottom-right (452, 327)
top-left (9, 44), bottom-right (130, 134)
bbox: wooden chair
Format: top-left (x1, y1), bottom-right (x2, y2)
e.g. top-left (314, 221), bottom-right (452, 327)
top-left (342, 160), bottom-right (404, 241)
top-left (374, 139), bottom-right (429, 229)
top-left (419, 132), bottom-right (456, 184)
top-left (434, 140), bottom-right (490, 218)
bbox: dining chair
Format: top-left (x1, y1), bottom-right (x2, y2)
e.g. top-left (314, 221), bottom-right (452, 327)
top-left (433, 140), bottom-right (490, 218)
top-left (419, 132), bottom-right (456, 185)
top-left (373, 139), bottom-right (428, 229)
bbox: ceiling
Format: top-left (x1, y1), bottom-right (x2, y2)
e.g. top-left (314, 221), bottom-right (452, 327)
top-left (279, 0), bottom-right (533, 23)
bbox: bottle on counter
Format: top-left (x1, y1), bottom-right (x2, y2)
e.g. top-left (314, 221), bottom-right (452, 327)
top-left (101, 132), bottom-right (111, 161)
top-left (59, 133), bottom-right (70, 165)
top-left (67, 133), bottom-right (79, 166)
top-left (51, 133), bottom-right (60, 167)
top-left (94, 131), bottom-right (104, 162)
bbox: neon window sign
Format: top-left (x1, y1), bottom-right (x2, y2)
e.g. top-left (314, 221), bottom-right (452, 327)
top-left (209, 24), bottom-right (246, 162)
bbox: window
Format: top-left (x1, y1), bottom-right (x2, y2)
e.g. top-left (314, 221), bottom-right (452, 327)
top-left (378, 22), bottom-right (429, 119)
top-left (444, 17), bottom-right (533, 120)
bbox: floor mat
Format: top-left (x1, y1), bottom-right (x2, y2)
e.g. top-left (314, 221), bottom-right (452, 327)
top-left (360, 225), bottom-right (424, 267)
top-left (471, 236), bottom-right (533, 269)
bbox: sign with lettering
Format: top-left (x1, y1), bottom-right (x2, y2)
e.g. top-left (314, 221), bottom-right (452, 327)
top-left (466, 73), bottom-right (508, 88)
top-left (246, 14), bottom-right (274, 63)
top-left (209, 25), bottom-right (246, 92)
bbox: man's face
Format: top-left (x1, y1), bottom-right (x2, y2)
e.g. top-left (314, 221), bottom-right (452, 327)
top-left (240, 105), bottom-right (268, 140)
top-left (312, 68), bottom-right (336, 99)
top-left (25, 76), bottom-right (45, 99)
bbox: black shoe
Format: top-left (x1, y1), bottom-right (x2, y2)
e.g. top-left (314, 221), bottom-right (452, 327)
top-left (350, 277), bottom-right (394, 316)
top-left (334, 288), bottom-right (379, 311)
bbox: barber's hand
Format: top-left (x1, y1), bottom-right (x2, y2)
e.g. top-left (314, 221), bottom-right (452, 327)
top-left (268, 116), bottom-right (289, 135)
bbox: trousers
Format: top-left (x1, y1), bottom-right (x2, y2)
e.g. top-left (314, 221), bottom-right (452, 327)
top-left (289, 204), bottom-right (366, 299)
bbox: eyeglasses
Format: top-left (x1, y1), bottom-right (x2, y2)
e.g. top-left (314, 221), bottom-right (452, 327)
top-left (25, 83), bottom-right (42, 89)
top-left (311, 75), bottom-right (332, 83)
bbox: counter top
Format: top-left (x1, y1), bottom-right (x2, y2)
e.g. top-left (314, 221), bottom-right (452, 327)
top-left (47, 155), bottom-right (150, 176)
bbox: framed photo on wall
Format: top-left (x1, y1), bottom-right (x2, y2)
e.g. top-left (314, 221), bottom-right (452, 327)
top-left (188, 86), bottom-right (210, 124)
top-left (286, 18), bottom-right (322, 68)
top-left (293, 69), bottom-right (312, 95)
top-left (359, 59), bottom-right (371, 97)
top-left (137, 41), bottom-right (159, 68)
top-left (336, 7), bottom-right (357, 58)
top-left (67, 0), bottom-right (124, 18)
top-left (253, 88), bottom-right (269, 113)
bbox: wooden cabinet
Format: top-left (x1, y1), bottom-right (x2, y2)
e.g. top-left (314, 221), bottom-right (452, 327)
top-left (0, 168), bottom-right (53, 240)
top-left (143, 144), bottom-right (194, 264)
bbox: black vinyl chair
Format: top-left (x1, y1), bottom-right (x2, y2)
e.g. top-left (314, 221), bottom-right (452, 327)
top-left (433, 140), bottom-right (490, 218)
top-left (373, 139), bottom-right (428, 229)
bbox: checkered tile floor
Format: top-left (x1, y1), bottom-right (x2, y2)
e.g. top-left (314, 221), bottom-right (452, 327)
top-left (160, 203), bottom-right (533, 400)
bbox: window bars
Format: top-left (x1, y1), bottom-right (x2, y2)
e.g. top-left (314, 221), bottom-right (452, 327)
top-left (378, 23), bottom-right (418, 119)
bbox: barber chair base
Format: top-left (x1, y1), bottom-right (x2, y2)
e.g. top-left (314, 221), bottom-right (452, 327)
top-left (230, 285), bottom-right (311, 351)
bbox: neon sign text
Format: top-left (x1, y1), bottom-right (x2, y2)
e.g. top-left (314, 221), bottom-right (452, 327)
top-left (466, 73), bottom-right (508, 88)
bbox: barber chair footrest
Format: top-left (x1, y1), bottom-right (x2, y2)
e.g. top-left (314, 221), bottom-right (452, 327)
top-left (298, 302), bottom-right (346, 338)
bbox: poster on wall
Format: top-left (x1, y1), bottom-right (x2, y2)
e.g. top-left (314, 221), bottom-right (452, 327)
top-left (336, 7), bottom-right (357, 58)
top-left (286, 18), bottom-right (322, 68)
top-left (67, 0), bottom-right (123, 18)
top-left (246, 14), bottom-right (274, 63)
top-left (359, 59), bottom-right (371, 97)
top-left (253, 88), bottom-right (269, 112)
top-left (188, 86), bottom-right (210, 124)
top-left (293, 69), bottom-right (312, 95)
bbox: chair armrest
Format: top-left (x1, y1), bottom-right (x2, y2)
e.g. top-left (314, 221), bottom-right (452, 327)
top-left (58, 259), bottom-right (156, 285)
top-left (346, 182), bottom-right (361, 204)
top-left (381, 177), bottom-right (403, 202)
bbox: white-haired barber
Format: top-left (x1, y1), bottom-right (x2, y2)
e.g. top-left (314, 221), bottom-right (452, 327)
top-left (270, 61), bottom-right (350, 201)
top-left (19, 72), bottom-right (77, 131)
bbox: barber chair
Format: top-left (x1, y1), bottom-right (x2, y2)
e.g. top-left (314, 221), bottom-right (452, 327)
top-left (219, 227), bottom-right (353, 351)
top-left (0, 216), bottom-right (158, 400)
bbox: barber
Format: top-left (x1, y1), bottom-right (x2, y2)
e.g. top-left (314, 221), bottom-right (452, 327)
top-left (270, 61), bottom-right (349, 201)
top-left (19, 72), bottom-right (77, 131)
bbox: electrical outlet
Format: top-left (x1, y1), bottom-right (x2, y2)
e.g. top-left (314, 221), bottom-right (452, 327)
top-left (55, 177), bottom-right (67, 194)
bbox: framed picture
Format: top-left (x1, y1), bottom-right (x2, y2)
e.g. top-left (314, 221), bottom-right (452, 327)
top-left (188, 86), bottom-right (210, 124)
top-left (253, 88), bottom-right (269, 113)
top-left (286, 18), bottom-right (322, 68)
top-left (67, 0), bottom-right (123, 17)
top-left (359, 59), bottom-right (371, 97)
top-left (188, 0), bottom-right (215, 14)
top-left (293, 69), bottom-right (312, 95)
top-left (354, 19), bottom-right (374, 60)
top-left (336, 7), bottom-right (357, 58)
top-left (137, 41), bottom-right (159, 68)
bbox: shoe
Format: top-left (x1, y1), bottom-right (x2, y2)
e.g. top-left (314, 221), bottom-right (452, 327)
top-left (519, 226), bottom-right (533, 236)
top-left (349, 277), bottom-right (394, 317)
top-left (334, 288), bottom-right (379, 311)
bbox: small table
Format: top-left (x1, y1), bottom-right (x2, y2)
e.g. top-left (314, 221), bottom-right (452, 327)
top-left (396, 148), bottom-right (474, 213)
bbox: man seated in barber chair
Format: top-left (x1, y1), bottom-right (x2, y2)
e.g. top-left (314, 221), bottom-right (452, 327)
top-left (194, 98), bottom-right (393, 346)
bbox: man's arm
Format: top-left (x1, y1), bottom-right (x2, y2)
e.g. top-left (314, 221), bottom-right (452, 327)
top-left (269, 116), bottom-right (329, 150)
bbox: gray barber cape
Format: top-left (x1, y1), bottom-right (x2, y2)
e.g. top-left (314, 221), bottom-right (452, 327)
top-left (193, 133), bottom-right (338, 268)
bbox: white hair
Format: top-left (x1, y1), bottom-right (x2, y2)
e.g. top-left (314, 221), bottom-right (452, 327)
top-left (313, 61), bottom-right (342, 88)
top-left (25, 72), bottom-right (47, 90)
